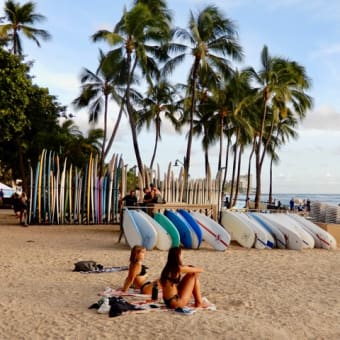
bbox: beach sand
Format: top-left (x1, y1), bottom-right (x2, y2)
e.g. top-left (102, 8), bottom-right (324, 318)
top-left (0, 210), bottom-right (339, 340)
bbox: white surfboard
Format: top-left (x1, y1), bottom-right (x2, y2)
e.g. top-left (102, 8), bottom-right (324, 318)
top-left (191, 211), bottom-right (230, 251)
top-left (221, 211), bottom-right (255, 248)
top-left (258, 213), bottom-right (303, 250)
top-left (136, 210), bottom-right (172, 251)
top-left (275, 214), bottom-right (315, 249)
top-left (130, 210), bottom-right (157, 250)
top-left (122, 209), bottom-right (143, 248)
top-left (248, 212), bottom-right (287, 249)
top-left (238, 212), bottom-right (275, 249)
top-left (288, 214), bottom-right (337, 250)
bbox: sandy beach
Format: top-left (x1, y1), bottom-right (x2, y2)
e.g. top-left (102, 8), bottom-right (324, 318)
top-left (0, 209), bottom-right (339, 340)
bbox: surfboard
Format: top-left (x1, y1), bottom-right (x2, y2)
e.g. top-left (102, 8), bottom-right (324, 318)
top-left (86, 155), bottom-right (92, 224)
top-left (28, 164), bottom-right (33, 224)
top-left (59, 158), bottom-right (67, 224)
top-left (129, 210), bottom-right (157, 250)
top-left (190, 211), bottom-right (230, 251)
top-left (275, 214), bottom-right (315, 249)
top-left (288, 213), bottom-right (337, 250)
top-left (221, 211), bottom-right (256, 248)
top-left (164, 209), bottom-right (192, 249)
top-left (177, 209), bottom-right (203, 248)
top-left (153, 213), bottom-right (180, 247)
top-left (257, 213), bottom-right (303, 250)
top-left (137, 210), bottom-right (172, 251)
top-left (122, 209), bottom-right (143, 248)
top-left (32, 159), bottom-right (40, 223)
top-left (175, 211), bottom-right (200, 249)
top-left (237, 212), bottom-right (275, 249)
top-left (248, 212), bottom-right (286, 249)
top-left (37, 149), bottom-right (46, 224)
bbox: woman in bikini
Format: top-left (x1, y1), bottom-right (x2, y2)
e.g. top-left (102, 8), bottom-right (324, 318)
top-left (160, 246), bottom-right (207, 308)
top-left (122, 245), bottom-right (158, 295)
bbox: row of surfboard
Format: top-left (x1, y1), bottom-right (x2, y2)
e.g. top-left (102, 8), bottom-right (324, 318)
top-left (122, 208), bottom-right (230, 251)
top-left (221, 211), bottom-right (337, 250)
top-left (122, 209), bottom-right (337, 251)
top-left (29, 149), bottom-right (123, 225)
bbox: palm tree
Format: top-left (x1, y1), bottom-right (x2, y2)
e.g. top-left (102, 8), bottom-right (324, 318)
top-left (248, 45), bottom-right (313, 208)
top-left (168, 5), bottom-right (243, 197)
top-left (73, 51), bottom-right (126, 176)
top-left (91, 1), bottom-right (172, 177)
top-left (0, 0), bottom-right (51, 56)
top-left (136, 79), bottom-right (181, 170)
top-left (267, 111), bottom-right (298, 203)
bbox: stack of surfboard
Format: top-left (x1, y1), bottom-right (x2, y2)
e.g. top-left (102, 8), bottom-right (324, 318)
top-left (221, 211), bottom-right (337, 250)
top-left (29, 150), bottom-right (123, 225)
top-left (122, 208), bottom-right (230, 251)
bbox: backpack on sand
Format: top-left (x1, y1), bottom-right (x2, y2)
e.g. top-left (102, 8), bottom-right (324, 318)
top-left (73, 260), bottom-right (102, 272)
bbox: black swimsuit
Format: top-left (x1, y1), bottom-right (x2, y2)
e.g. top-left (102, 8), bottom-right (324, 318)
top-left (138, 265), bottom-right (150, 293)
top-left (163, 275), bottom-right (181, 307)
top-left (138, 265), bottom-right (148, 276)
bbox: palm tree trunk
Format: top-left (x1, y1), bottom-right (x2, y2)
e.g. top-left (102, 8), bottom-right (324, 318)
top-left (218, 113), bottom-right (224, 170)
top-left (229, 141), bottom-right (238, 207)
top-left (149, 115), bottom-right (161, 170)
top-left (184, 57), bottom-right (200, 201)
top-left (269, 157), bottom-right (273, 204)
top-left (104, 95), bottom-right (126, 159)
top-left (245, 139), bottom-right (255, 208)
top-left (233, 145), bottom-right (243, 207)
top-left (99, 94), bottom-right (108, 177)
top-left (125, 56), bottom-right (144, 176)
top-left (204, 148), bottom-right (209, 177)
top-left (255, 94), bottom-right (268, 208)
top-left (255, 142), bottom-right (262, 209)
top-left (221, 137), bottom-right (231, 207)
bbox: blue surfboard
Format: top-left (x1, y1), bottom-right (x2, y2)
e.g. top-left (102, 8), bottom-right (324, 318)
top-left (178, 209), bottom-right (203, 248)
top-left (164, 210), bottom-right (192, 249)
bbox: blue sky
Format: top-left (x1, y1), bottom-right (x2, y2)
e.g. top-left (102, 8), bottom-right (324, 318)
top-left (1, 0), bottom-right (340, 194)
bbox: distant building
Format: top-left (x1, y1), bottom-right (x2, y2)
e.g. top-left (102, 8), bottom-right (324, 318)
top-left (239, 175), bottom-right (252, 191)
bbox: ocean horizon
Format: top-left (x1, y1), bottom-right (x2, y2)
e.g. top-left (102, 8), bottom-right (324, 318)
top-left (235, 193), bottom-right (340, 208)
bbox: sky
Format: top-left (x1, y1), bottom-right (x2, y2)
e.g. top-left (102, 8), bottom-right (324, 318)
top-left (1, 0), bottom-right (340, 194)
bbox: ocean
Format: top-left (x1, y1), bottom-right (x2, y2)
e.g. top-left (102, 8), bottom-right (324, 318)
top-left (234, 193), bottom-right (340, 209)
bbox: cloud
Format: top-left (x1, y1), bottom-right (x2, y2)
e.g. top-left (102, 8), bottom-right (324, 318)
top-left (300, 106), bottom-right (340, 131)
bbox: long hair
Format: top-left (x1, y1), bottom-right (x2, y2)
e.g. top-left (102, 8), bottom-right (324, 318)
top-left (160, 247), bottom-right (182, 286)
top-left (129, 245), bottom-right (145, 264)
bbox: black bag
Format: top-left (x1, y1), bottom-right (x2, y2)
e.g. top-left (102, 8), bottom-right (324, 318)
top-left (108, 296), bottom-right (143, 317)
top-left (73, 260), bottom-right (99, 272)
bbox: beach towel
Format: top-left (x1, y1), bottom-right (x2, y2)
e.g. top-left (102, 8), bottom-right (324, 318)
top-left (92, 287), bottom-right (216, 317)
top-left (79, 266), bottom-right (128, 274)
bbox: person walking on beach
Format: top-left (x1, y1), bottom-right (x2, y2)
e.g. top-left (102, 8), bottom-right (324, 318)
top-left (160, 247), bottom-right (208, 309)
top-left (12, 192), bottom-right (21, 218)
top-left (289, 198), bottom-right (295, 211)
top-left (122, 245), bottom-right (159, 294)
top-left (19, 192), bottom-right (28, 226)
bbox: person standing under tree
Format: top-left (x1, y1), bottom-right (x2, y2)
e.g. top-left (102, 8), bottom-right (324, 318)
top-left (0, 189), bottom-right (4, 207)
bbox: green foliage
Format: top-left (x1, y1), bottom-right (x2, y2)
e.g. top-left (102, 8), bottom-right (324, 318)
top-left (0, 48), bottom-right (30, 141)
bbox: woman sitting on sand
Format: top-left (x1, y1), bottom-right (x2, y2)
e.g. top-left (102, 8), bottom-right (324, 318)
top-left (122, 245), bottom-right (158, 295)
top-left (160, 247), bottom-right (208, 309)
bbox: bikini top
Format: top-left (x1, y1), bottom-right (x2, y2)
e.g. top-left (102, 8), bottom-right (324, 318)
top-left (138, 264), bottom-right (148, 276)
